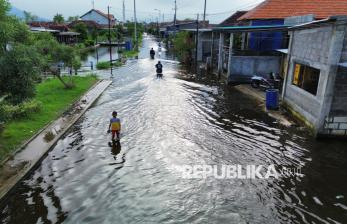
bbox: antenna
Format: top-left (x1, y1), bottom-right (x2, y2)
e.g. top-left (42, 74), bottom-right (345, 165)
top-left (92, 0), bottom-right (95, 9)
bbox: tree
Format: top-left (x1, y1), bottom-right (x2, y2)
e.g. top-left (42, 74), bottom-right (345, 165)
top-left (0, 44), bottom-right (41, 103)
top-left (0, 0), bottom-right (41, 103)
top-left (173, 31), bottom-right (194, 65)
top-left (53, 13), bottom-right (64, 24)
top-left (33, 32), bottom-right (80, 88)
top-left (71, 22), bottom-right (88, 41)
top-left (23, 11), bottom-right (38, 23)
top-left (67, 15), bottom-right (79, 22)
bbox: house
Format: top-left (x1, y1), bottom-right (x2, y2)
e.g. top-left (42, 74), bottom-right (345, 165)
top-left (237, 0), bottom-right (347, 51)
top-left (80, 9), bottom-right (116, 27)
top-left (282, 16), bottom-right (347, 137)
top-left (29, 22), bottom-right (80, 45)
top-left (28, 22), bottom-right (69, 32)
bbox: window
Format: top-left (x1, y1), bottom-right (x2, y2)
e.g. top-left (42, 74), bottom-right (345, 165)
top-left (292, 63), bottom-right (320, 95)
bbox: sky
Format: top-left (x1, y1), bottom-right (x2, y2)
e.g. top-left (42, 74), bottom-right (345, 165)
top-left (9, 0), bottom-right (263, 24)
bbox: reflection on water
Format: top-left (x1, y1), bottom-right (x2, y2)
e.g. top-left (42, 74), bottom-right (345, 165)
top-left (0, 35), bottom-right (347, 224)
top-left (81, 47), bottom-right (120, 67)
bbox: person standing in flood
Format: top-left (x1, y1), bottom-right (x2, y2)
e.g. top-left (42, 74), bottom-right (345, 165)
top-left (108, 111), bottom-right (121, 141)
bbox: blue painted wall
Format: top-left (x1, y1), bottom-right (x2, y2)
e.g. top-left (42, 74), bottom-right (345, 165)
top-left (249, 19), bottom-right (284, 51)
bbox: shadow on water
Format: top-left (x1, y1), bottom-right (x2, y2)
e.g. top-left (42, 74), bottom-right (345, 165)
top-left (1, 34), bottom-right (347, 224)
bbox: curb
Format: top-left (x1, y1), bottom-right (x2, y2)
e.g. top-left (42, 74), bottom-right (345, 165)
top-left (0, 79), bottom-right (112, 201)
top-left (0, 80), bottom-right (102, 166)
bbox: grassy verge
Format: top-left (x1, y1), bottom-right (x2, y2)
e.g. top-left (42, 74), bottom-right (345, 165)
top-left (0, 75), bottom-right (98, 162)
top-left (123, 50), bottom-right (139, 58)
top-left (96, 61), bottom-right (124, 70)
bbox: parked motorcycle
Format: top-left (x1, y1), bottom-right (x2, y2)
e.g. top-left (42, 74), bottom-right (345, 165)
top-left (251, 73), bottom-right (282, 90)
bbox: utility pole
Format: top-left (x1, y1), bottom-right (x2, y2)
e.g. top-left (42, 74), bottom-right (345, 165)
top-left (123, 0), bottom-right (125, 22)
top-left (203, 0), bottom-right (207, 26)
top-left (108, 6), bottom-right (113, 74)
top-left (174, 0), bottom-right (177, 25)
top-left (134, 0), bottom-right (137, 49)
top-left (155, 9), bottom-right (161, 37)
top-left (195, 13), bottom-right (199, 73)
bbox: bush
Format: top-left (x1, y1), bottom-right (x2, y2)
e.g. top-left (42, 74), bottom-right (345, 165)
top-left (84, 39), bottom-right (95, 47)
top-left (0, 100), bottom-right (42, 122)
top-left (0, 44), bottom-right (41, 104)
top-left (113, 61), bottom-right (123, 67)
top-left (96, 61), bottom-right (111, 70)
top-left (173, 31), bottom-right (194, 64)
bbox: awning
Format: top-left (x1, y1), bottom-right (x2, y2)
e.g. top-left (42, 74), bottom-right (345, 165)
top-left (275, 49), bottom-right (288, 54)
top-left (212, 24), bottom-right (289, 33)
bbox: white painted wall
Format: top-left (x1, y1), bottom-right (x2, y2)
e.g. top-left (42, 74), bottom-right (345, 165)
top-left (81, 10), bottom-right (109, 25)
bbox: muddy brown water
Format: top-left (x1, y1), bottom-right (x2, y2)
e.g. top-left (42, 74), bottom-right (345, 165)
top-left (1, 35), bottom-right (347, 224)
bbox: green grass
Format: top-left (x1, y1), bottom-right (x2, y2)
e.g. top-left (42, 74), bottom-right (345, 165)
top-left (123, 50), bottom-right (139, 58)
top-left (96, 61), bottom-right (111, 70)
top-left (96, 61), bottom-right (124, 70)
top-left (0, 75), bottom-right (98, 162)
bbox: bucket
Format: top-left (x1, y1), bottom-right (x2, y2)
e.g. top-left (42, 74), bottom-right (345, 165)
top-left (266, 89), bottom-right (279, 110)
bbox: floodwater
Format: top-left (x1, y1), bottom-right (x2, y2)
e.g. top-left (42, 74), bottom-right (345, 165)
top-left (1, 35), bottom-right (347, 224)
top-left (81, 46), bottom-right (120, 70)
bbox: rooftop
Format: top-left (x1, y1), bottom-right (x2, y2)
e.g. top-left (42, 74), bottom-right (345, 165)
top-left (80, 9), bottom-right (115, 20)
top-left (239, 0), bottom-right (347, 20)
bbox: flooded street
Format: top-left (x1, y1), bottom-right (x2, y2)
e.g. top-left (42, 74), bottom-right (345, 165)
top-left (1, 35), bottom-right (347, 224)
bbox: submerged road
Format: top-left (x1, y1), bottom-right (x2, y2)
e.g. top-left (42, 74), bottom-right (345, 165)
top-left (1, 35), bottom-right (347, 224)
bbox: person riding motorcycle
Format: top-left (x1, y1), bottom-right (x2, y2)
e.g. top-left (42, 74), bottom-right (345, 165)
top-left (155, 61), bottom-right (163, 73)
top-left (150, 48), bottom-right (155, 59)
top-left (155, 61), bottom-right (163, 78)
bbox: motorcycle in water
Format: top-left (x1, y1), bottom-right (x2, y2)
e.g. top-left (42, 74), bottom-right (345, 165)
top-left (156, 68), bottom-right (163, 78)
top-left (251, 72), bottom-right (282, 90)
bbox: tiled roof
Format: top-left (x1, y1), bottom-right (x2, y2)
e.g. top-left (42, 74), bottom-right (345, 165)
top-left (95, 9), bottom-right (115, 20)
top-left (219, 11), bottom-right (248, 26)
top-left (28, 22), bottom-right (69, 32)
top-left (239, 0), bottom-right (347, 20)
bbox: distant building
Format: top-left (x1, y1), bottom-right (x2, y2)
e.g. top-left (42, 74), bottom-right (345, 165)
top-left (28, 22), bottom-right (80, 44)
top-left (237, 0), bottom-right (347, 51)
top-left (28, 22), bottom-right (69, 32)
top-left (80, 9), bottom-right (116, 27)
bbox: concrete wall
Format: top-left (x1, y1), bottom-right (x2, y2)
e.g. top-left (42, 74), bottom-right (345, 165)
top-left (330, 67), bottom-right (347, 116)
top-left (283, 22), bottom-right (347, 135)
top-left (229, 56), bottom-right (280, 77)
top-left (330, 23), bottom-right (347, 116)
